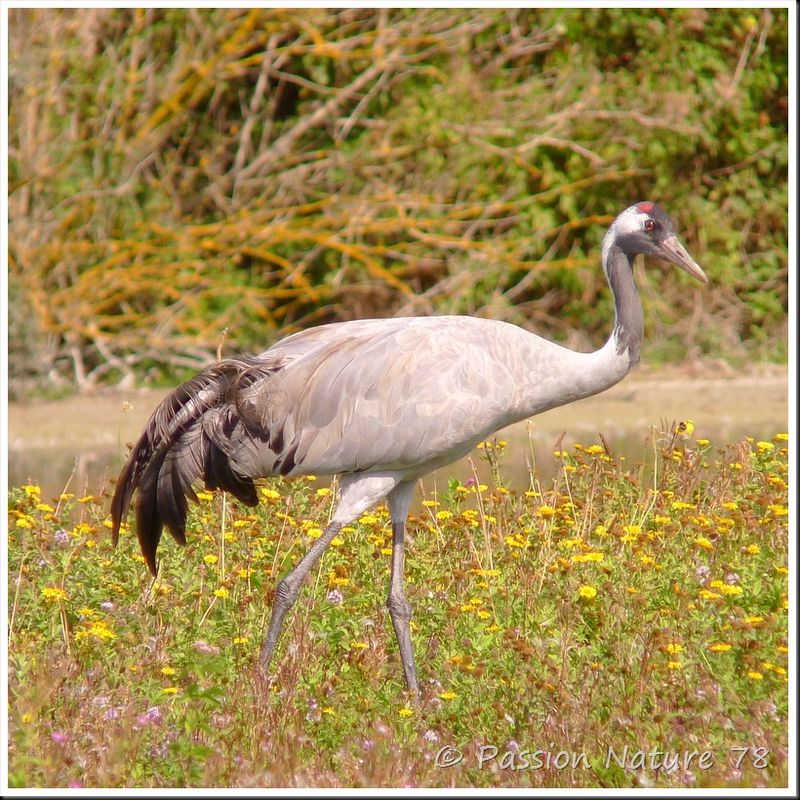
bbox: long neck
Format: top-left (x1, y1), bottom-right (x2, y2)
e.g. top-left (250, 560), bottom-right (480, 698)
top-left (513, 241), bottom-right (644, 422)
top-left (603, 241), bottom-right (644, 368)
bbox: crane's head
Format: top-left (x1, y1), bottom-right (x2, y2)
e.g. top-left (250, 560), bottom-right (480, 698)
top-left (606, 201), bottom-right (708, 283)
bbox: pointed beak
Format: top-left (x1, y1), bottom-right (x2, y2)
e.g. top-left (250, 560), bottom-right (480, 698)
top-left (657, 234), bottom-right (708, 283)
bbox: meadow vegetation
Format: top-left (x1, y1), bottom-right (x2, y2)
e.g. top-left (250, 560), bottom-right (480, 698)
top-left (7, 8), bottom-right (789, 396)
top-left (6, 7), bottom-right (791, 791)
top-left (7, 426), bottom-right (789, 788)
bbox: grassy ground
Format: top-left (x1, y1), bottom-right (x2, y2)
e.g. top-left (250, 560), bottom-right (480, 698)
top-left (6, 425), bottom-right (789, 788)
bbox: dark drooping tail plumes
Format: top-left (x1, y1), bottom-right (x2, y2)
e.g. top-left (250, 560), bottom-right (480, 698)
top-left (110, 357), bottom-right (282, 574)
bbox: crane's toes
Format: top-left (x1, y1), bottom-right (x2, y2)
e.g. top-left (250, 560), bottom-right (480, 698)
top-left (252, 657), bottom-right (279, 694)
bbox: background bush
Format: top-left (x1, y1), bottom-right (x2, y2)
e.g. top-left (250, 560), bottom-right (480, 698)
top-left (7, 8), bottom-right (788, 395)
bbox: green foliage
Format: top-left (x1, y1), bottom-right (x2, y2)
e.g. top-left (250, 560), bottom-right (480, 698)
top-left (7, 429), bottom-right (789, 787)
top-left (7, 8), bottom-right (788, 393)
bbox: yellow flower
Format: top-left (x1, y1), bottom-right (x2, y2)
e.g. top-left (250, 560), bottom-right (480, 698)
top-left (623, 524), bottom-right (642, 536)
top-left (755, 441), bottom-right (774, 452)
top-left (719, 585), bottom-right (743, 597)
top-left (162, 687), bottom-right (180, 695)
top-left (321, 706), bottom-right (336, 716)
top-left (774, 433), bottom-right (788, 441)
top-left (307, 527), bottom-right (324, 539)
top-left (330, 537), bottom-right (344, 547)
top-left (203, 554), bottom-right (218, 565)
top-left (233, 636), bottom-right (249, 645)
top-left (22, 484), bottom-right (41, 498)
top-left (745, 544), bottom-right (761, 556)
top-left (41, 587), bottom-right (67, 602)
top-left (721, 501), bottom-right (738, 510)
top-left (559, 538), bottom-right (582, 549)
top-left (747, 671), bottom-right (764, 681)
top-left (698, 589), bottom-right (722, 601)
top-left (671, 500), bottom-right (696, 510)
top-left (537, 505), bottom-right (557, 518)
top-left (667, 661), bottom-right (683, 670)
top-left (665, 643), bottom-right (683, 655)
top-left (572, 552), bottom-right (604, 563)
top-left (436, 510), bottom-right (453, 521)
top-left (577, 585), bottom-right (597, 601)
top-left (260, 488), bottom-right (280, 500)
top-left (160, 666), bottom-right (177, 676)
top-left (197, 491), bottom-right (214, 501)
top-left (694, 537), bottom-right (714, 550)
top-left (316, 487), bottom-right (332, 498)
top-left (75, 621), bottom-right (117, 641)
top-left (744, 615), bottom-right (764, 625)
top-left (676, 420), bottom-right (695, 436)
top-left (439, 691), bottom-right (459, 700)
top-left (421, 500), bottom-right (439, 508)
top-left (709, 643), bottom-right (732, 653)
top-left (214, 587), bottom-right (230, 599)
top-left (350, 641), bottom-right (369, 650)
top-left (398, 707), bottom-right (414, 718)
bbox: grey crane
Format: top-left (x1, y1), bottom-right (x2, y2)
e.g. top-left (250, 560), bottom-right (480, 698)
top-left (111, 201), bottom-right (706, 692)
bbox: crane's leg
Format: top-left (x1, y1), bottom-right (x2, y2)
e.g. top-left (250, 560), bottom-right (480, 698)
top-left (259, 520), bottom-right (342, 672)
top-left (259, 472), bottom-right (402, 679)
top-left (386, 481), bottom-right (418, 692)
top-left (387, 519), bottom-right (418, 692)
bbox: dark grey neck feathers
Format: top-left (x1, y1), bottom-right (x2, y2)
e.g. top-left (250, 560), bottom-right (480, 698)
top-left (605, 243), bottom-right (644, 367)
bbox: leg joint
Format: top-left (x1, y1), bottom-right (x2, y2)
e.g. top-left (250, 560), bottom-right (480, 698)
top-left (274, 576), bottom-right (299, 609)
top-left (386, 593), bottom-right (412, 621)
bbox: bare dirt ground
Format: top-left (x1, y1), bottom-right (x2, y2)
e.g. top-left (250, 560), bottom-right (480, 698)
top-left (7, 363), bottom-right (789, 497)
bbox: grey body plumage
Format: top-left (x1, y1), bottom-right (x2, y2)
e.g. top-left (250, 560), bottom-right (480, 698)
top-left (111, 201), bottom-right (706, 691)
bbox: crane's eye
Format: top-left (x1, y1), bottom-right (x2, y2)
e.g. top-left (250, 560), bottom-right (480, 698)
top-left (644, 218), bottom-right (655, 232)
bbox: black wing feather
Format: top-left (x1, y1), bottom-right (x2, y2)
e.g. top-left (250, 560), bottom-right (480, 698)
top-left (110, 357), bottom-right (281, 575)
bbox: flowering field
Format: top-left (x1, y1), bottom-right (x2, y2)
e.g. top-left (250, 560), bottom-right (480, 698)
top-left (6, 426), bottom-right (790, 788)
